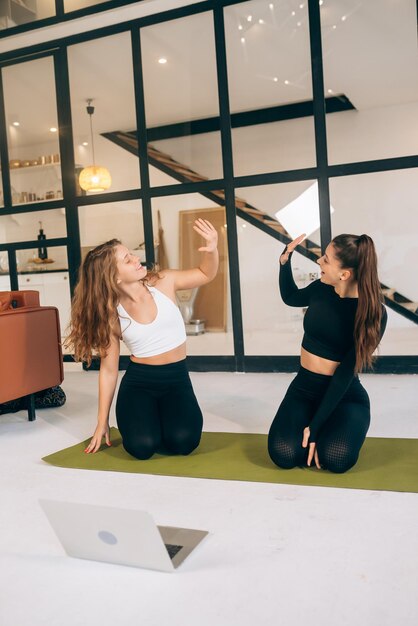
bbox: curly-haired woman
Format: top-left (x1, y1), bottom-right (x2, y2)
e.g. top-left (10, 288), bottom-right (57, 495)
top-left (66, 218), bottom-right (218, 460)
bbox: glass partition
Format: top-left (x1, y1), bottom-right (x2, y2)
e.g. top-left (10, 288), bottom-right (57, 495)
top-left (68, 32), bottom-right (140, 195)
top-left (11, 244), bottom-right (71, 339)
top-left (78, 199), bottom-right (144, 355)
top-left (321, 0), bottom-right (418, 164)
top-left (141, 12), bottom-right (223, 187)
top-left (78, 200), bottom-right (144, 254)
top-left (224, 0), bottom-right (316, 177)
top-left (0, 1), bottom-right (55, 31)
top-left (0, 257), bottom-right (10, 290)
top-left (0, 206), bottom-right (66, 247)
top-left (2, 56), bottom-right (62, 206)
top-left (151, 192), bottom-right (233, 355)
top-left (64, 0), bottom-right (109, 10)
top-left (236, 180), bottom-right (320, 355)
top-left (329, 169), bottom-right (418, 355)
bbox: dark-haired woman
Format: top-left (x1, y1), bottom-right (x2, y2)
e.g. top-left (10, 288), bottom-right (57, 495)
top-left (268, 233), bottom-right (387, 473)
top-left (66, 219), bottom-right (218, 459)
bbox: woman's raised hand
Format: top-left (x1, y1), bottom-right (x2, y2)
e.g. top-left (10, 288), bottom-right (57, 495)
top-left (84, 422), bottom-right (112, 454)
top-left (193, 219), bottom-right (218, 253)
top-left (280, 233), bottom-right (306, 265)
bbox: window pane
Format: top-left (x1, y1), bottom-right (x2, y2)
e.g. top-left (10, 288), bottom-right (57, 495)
top-left (225, 0), bottom-right (316, 177)
top-left (78, 200), bottom-right (144, 355)
top-left (321, 0), bottom-right (418, 164)
top-left (2, 56), bottom-right (62, 207)
top-left (0, 1), bottom-right (55, 31)
top-left (141, 12), bottom-right (223, 187)
top-left (151, 192), bottom-right (233, 355)
top-left (329, 169), bottom-right (418, 355)
top-left (68, 33), bottom-right (140, 195)
top-left (64, 0), bottom-right (111, 10)
top-left (78, 200), bottom-right (144, 252)
top-left (0, 256), bottom-right (10, 290)
top-left (16, 246), bottom-right (71, 341)
top-left (0, 207), bottom-right (66, 247)
top-left (236, 181), bottom-right (321, 355)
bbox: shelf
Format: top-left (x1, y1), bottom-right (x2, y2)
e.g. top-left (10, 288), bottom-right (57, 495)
top-left (19, 268), bottom-right (69, 274)
top-left (0, 268), bottom-right (69, 275)
top-left (12, 197), bottom-right (63, 206)
top-left (9, 162), bottom-right (61, 172)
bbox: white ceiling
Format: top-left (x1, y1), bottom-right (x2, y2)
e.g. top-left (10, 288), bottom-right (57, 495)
top-left (2, 0), bottom-right (418, 148)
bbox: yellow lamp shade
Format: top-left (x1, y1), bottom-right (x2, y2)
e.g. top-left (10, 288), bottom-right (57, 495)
top-left (79, 165), bottom-right (112, 192)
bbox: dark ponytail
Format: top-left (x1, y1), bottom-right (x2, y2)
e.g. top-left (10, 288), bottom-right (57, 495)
top-left (332, 234), bottom-right (383, 372)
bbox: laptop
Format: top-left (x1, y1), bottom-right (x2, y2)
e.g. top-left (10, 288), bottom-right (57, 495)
top-left (39, 499), bottom-right (208, 573)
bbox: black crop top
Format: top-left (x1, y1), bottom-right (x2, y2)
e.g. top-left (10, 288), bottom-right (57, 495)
top-left (279, 251), bottom-right (387, 441)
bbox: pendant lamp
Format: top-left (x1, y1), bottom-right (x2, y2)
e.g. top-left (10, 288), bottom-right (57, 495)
top-left (79, 99), bottom-right (112, 192)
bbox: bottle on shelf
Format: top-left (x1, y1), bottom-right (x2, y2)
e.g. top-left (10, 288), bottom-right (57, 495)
top-left (37, 221), bottom-right (48, 260)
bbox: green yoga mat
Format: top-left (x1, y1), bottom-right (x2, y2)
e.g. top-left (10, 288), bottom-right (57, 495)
top-left (42, 428), bottom-right (418, 493)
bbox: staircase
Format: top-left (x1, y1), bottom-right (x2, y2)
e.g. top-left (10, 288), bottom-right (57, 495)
top-left (103, 130), bottom-right (418, 324)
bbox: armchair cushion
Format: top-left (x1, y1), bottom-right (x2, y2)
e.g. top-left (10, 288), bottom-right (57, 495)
top-left (0, 293), bottom-right (12, 312)
top-left (0, 291), bottom-right (63, 408)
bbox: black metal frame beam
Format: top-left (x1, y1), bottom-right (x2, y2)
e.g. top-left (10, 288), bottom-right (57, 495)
top-left (84, 354), bottom-right (418, 375)
top-left (0, 68), bottom-right (12, 208)
top-left (308, 0), bottom-right (331, 252)
top-left (213, 4), bottom-right (245, 371)
top-left (142, 95), bottom-right (355, 142)
top-left (54, 47), bottom-right (81, 290)
top-left (131, 28), bottom-right (154, 266)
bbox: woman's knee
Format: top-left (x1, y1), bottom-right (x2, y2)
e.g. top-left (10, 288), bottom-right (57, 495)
top-left (165, 430), bottom-right (201, 456)
top-left (317, 443), bottom-right (359, 473)
top-left (268, 435), bottom-right (306, 469)
top-left (323, 457), bottom-right (358, 473)
top-left (123, 436), bottom-right (158, 460)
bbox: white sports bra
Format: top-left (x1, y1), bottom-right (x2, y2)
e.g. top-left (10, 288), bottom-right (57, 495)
top-left (117, 286), bottom-right (186, 358)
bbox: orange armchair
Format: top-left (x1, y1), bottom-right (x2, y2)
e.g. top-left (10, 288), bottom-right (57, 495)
top-left (0, 290), bottom-right (63, 421)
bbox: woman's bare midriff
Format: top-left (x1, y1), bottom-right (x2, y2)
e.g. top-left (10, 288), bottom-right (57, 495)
top-left (300, 347), bottom-right (340, 376)
top-left (130, 342), bottom-right (187, 365)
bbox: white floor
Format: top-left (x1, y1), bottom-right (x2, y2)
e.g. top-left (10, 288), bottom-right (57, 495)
top-left (1, 369), bottom-right (417, 626)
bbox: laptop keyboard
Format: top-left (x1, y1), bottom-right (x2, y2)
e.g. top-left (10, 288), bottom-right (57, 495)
top-left (165, 543), bottom-right (183, 560)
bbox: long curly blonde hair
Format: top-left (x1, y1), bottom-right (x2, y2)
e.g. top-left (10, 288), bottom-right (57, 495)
top-left (65, 239), bottom-right (159, 366)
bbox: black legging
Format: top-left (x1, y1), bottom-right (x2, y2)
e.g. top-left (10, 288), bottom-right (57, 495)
top-left (116, 359), bottom-right (203, 460)
top-left (268, 366), bottom-right (370, 473)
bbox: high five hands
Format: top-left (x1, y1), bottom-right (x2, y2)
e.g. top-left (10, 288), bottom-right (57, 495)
top-left (193, 218), bottom-right (218, 253)
top-left (280, 233), bottom-right (306, 265)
